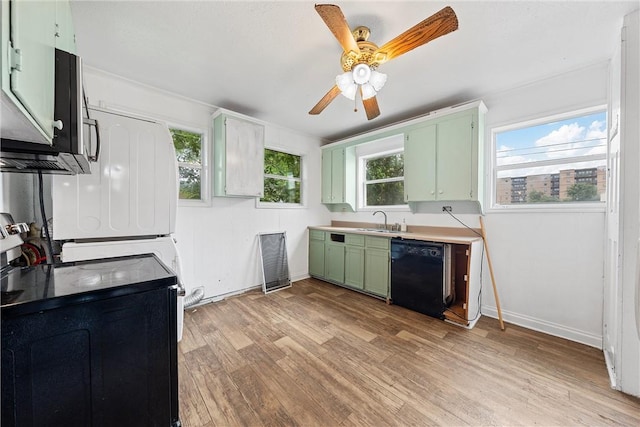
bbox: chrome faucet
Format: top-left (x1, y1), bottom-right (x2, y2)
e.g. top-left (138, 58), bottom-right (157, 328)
top-left (372, 210), bottom-right (388, 230)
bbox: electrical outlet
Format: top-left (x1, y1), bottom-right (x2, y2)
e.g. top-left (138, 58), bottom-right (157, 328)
top-left (442, 206), bottom-right (452, 212)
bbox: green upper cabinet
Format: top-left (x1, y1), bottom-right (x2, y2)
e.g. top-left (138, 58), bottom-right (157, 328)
top-left (321, 148), bottom-right (343, 203)
top-left (1, 0), bottom-right (77, 145)
top-left (213, 111), bottom-right (265, 198)
top-left (404, 103), bottom-right (486, 205)
top-left (55, 0), bottom-right (76, 54)
top-left (321, 146), bottom-right (356, 211)
top-left (324, 100), bottom-right (486, 212)
top-left (437, 114), bottom-right (476, 200)
top-left (3, 0), bottom-right (56, 143)
top-left (404, 124), bottom-right (437, 202)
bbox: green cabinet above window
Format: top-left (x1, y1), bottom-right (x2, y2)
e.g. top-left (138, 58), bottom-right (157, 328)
top-left (321, 146), bottom-right (356, 211)
top-left (324, 100), bottom-right (486, 213)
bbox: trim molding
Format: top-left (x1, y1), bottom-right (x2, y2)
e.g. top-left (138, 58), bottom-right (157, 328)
top-left (482, 306), bottom-right (603, 349)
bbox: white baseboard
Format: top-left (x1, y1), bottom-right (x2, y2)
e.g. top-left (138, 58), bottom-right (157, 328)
top-left (292, 273), bottom-right (311, 282)
top-left (481, 306), bottom-right (603, 349)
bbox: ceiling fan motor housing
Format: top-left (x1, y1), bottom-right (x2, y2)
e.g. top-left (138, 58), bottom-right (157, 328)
top-left (340, 26), bottom-right (381, 72)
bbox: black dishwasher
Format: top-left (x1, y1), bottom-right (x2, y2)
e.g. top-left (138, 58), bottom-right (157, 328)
top-left (391, 239), bottom-right (448, 319)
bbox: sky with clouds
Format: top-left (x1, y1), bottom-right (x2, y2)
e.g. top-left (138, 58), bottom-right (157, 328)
top-left (495, 111), bottom-right (607, 178)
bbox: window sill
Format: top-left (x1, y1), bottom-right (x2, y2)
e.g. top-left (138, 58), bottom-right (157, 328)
top-left (256, 201), bottom-right (306, 209)
top-left (486, 203), bottom-right (606, 214)
top-left (178, 199), bottom-right (211, 208)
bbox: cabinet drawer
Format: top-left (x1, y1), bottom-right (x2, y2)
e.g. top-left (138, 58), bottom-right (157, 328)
top-left (366, 236), bottom-right (390, 250)
top-left (345, 234), bottom-right (365, 247)
top-left (309, 230), bottom-right (325, 241)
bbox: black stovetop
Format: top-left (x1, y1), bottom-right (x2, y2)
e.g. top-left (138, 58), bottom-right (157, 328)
top-left (1, 253), bottom-right (176, 318)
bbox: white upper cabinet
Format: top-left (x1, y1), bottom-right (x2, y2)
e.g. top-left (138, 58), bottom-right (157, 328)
top-left (213, 111), bottom-right (265, 198)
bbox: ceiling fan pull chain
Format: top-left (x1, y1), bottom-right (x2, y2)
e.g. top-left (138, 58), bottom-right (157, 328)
top-left (354, 95), bottom-right (358, 113)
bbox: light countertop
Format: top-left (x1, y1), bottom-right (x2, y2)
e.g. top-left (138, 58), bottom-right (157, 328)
top-left (309, 222), bottom-right (483, 245)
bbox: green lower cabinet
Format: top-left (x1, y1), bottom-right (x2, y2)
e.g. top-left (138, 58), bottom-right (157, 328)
top-left (309, 239), bottom-right (325, 278)
top-left (364, 248), bottom-right (390, 297)
top-left (344, 246), bottom-right (365, 289)
top-left (309, 231), bottom-right (389, 298)
top-left (325, 243), bottom-right (345, 284)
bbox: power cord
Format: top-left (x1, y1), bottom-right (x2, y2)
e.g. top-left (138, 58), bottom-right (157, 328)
top-left (38, 171), bottom-right (55, 265)
top-left (443, 208), bottom-right (483, 237)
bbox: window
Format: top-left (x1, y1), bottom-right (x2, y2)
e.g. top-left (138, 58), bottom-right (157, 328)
top-left (170, 128), bottom-right (206, 201)
top-left (261, 148), bottom-right (302, 205)
top-left (362, 151), bottom-right (405, 206)
top-left (356, 134), bottom-right (406, 209)
top-left (492, 107), bottom-right (607, 208)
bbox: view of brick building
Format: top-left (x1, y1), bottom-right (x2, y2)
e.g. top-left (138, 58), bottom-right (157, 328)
top-left (496, 166), bottom-right (606, 204)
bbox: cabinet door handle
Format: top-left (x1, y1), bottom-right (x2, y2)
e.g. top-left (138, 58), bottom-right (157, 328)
top-left (53, 120), bottom-right (64, 130)
top-left (430, 190), bottom-right (435, 195)
top-left (439, 190), bottom-right (443, 194)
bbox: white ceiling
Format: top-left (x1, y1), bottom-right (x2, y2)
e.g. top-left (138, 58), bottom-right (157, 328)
top-left (70, 1), bottom-right (639, 142)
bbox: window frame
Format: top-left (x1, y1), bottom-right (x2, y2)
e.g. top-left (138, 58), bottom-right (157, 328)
top-left (257, 146), bottom-right (306, 209)
top-left (168, 124), bottom-right (210, 206)
top-left (488, 105), bottom-right (608, 213)
top-left (356, 134), bottom-right (408, 211)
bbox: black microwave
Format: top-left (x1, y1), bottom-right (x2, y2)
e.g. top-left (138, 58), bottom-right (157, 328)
top-left (0, 49), bottom-right (96, 174)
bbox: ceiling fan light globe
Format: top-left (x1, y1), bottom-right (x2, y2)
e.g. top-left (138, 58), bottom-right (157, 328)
top-left (342, 83), bottom-right (358, 100)
top-left (361, 83), bottom-right (377, 100)
top-left (352, 63), bottom-right (372, 85)
top-left (369, 70), bottom-right (387, 91)
top-left (336, 71), bottom-right (354, 88)
top-left (336, 72), bottom-right (357, 100)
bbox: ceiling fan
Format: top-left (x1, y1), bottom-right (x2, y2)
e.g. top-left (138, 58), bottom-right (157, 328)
top-left (309, 4), bottom-right (459, 120)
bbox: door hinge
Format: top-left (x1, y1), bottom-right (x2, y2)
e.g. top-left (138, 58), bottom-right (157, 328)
top-left (9, 45), bottom-right (22, 72)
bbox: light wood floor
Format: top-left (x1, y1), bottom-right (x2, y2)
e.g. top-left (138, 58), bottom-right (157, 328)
top-left (178, 278), bottom-right (640, 426)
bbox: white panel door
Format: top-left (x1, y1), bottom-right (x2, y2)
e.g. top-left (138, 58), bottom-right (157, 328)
top-left (53, 107), bottom-right (177, 239)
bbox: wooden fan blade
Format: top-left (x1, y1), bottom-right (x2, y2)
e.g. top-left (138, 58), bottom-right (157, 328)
top-left (315, 4), bottom-right (360, 55)
top-left (309, 85), bottom-right (342, 115)
top-left (373, 6), bottom-right (458, 65)
top-left (362, 96), bottom-right (380, 120)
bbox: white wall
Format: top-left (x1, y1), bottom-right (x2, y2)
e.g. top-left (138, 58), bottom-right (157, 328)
top-left (0, 173), bottom-right (52, 227)
top-left (331, 62), bottom-right (609, 347)
top-left (82, 67), bottom-right (330, 300)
